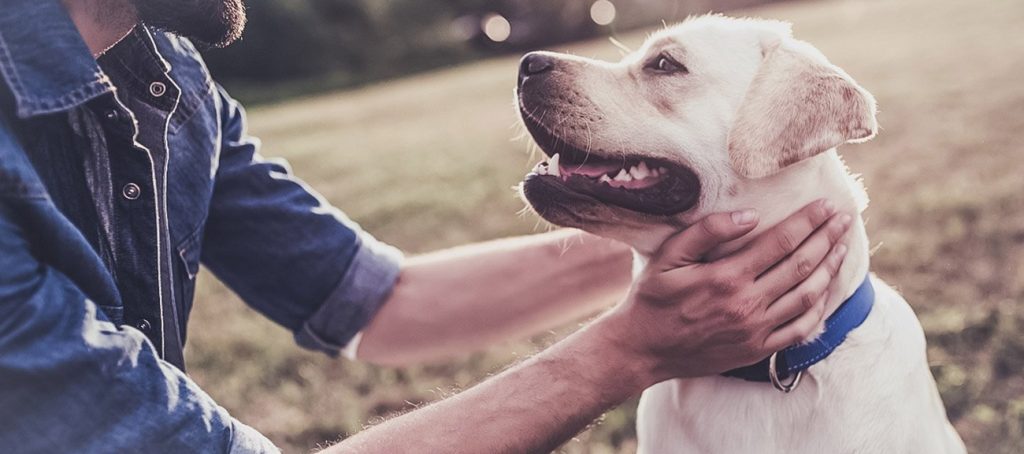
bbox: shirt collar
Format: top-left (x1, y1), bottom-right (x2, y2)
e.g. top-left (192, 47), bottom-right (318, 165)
top-left (0, 0), bottom-right (114, 118)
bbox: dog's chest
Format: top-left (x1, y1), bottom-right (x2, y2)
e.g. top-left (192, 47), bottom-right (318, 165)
top-left (634, 279), bottom-right (962, 453)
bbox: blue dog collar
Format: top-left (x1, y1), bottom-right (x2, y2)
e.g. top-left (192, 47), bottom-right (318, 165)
top-left (722, 275), bottom-right (875, 386)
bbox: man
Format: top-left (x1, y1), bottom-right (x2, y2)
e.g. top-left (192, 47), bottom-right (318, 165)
top-left (0, 0), bottom-right (850, 452)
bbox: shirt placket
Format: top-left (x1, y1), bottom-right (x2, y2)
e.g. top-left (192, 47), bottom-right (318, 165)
top-left (90, 95), bottom-right (168, 357)
top-left (89, 28), bottom-right (184, 366)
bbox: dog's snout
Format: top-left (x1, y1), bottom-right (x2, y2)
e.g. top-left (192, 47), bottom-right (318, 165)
top-left (518, 52), bottom-right (555, 86)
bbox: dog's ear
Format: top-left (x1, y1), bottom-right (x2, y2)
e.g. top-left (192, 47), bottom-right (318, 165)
top-left (727, 36), bottom-right (877, 179)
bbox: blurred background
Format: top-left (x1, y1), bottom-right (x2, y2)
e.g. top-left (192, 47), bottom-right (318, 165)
top-left (203, 0), bottom-right (784, 103)
top-left (185, 0), bottom-right (1024, 452)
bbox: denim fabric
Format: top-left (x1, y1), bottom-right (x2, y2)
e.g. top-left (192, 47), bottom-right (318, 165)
top-left (0, 0), bottom-right (403, 451)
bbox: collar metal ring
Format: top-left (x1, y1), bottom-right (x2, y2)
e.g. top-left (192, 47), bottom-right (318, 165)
top-left (768, 351), bottom-right (803, 393)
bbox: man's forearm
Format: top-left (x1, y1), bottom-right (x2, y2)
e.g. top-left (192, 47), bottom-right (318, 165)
top-left (327, 314), bottom-right (649, 454)
top-left (358, 230), bottom-right (633, 365)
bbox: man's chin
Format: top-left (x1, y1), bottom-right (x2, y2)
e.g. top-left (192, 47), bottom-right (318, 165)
top-left (133, 0), bottom-right (247, 48)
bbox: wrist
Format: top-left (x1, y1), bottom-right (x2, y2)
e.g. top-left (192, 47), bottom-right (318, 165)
top-left (582, 311), bottom-right (661, 394)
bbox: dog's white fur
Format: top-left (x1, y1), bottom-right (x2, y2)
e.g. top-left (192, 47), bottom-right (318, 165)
top-left (517, 15), bottom-right (965, 453)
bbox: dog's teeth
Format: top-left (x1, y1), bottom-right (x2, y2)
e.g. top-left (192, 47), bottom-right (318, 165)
top-left (659, 166), bottom-right (668, 174)
top-left (599, 174), bottom-right (612, 183)
top-left (534, 161), bottom-right (548, 175)
top-left (630, 164), bottom-right (649, 180)
top-left (629, 166), bottom-right (641, 179)
top-left (638, 161), bottom-right (651, 175)
top-left (614, 169), bottom-right (632, 182)
top-left (549, 154), bottom-right (561, 177)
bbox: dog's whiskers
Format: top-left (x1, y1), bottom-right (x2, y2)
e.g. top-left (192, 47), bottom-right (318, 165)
top-left (531, 217), bottom-right (546, 232)
top-left (572, 121), bottom-right (595, 171)
top-left (609, 36), bottom-right (632, 56)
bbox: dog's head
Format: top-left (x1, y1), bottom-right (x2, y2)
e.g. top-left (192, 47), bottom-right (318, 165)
top-left (516, 16), bottom-right (876, 252)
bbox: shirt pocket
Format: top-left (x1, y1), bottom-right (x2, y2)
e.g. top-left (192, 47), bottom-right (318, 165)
top-left (175, 226), bottom-right (203, 340)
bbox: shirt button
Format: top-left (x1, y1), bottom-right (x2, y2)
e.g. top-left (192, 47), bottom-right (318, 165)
top-left (134, 318), bottom-right (152, 332)
top-left (122, 183), bottom-right (141, 200)
top-left (149, 81), bottom-right (167, 98)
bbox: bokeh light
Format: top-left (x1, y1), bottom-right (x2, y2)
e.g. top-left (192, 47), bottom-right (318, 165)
top-left (482, 13), bottom-right (512, 42)
top-left (590, 0), bottom-right (617, 26)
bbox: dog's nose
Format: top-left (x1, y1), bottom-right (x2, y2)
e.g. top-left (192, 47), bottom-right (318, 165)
top-left (518, 52), bottom-right (555, 86)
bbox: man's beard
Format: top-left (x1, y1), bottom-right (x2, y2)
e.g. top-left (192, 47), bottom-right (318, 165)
top-left (131, 0), bottom-right (246, 48)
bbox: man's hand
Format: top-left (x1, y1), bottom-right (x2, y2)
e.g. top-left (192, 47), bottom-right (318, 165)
top-left (602, 199), bottom-right (852, 384)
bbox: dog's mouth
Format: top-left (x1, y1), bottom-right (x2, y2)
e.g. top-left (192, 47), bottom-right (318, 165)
top-left (520, 108), bottom-right (700, 217)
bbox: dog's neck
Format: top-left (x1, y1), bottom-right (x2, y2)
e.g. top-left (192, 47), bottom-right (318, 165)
top-left (636, 149), bottom-right (870, 328)
top-left (729, 150), bottom-right (870, 320)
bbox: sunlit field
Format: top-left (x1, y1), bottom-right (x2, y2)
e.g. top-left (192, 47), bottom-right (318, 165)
top-left (185, 0), bottom-right (1024, 451)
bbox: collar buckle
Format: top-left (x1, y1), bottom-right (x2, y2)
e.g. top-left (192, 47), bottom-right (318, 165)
top-left (768, 351), bottom-right (803, 393)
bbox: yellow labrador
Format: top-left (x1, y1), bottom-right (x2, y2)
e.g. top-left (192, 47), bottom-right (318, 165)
top-left (515, 15), bottom-right (965, 453)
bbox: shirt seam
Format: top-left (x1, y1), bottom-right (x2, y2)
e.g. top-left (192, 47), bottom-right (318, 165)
top-left (0, 30), bottom-right (30, 113)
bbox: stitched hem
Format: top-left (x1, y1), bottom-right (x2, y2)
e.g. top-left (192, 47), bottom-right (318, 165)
top-left (294, 234), bottom-right (403, 357)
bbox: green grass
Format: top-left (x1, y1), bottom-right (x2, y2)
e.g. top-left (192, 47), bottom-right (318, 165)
top-left (183, 0), bottom-right (1024, 452)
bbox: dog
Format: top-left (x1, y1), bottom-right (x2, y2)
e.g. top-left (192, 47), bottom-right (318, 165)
top-left (515, 15), bottom-right (966, 453)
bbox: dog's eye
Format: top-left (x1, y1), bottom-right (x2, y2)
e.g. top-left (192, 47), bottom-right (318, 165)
top-left (646, 54), bottom-right (687, 74)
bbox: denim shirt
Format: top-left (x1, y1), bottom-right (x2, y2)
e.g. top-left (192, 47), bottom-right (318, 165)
top-left (0, 0), bottom-right (403, 451)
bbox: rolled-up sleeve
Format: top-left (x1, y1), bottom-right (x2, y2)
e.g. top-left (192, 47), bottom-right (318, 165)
top-left (201, 86), bottom-right (402, 356)
top-left (0, 203), bottom-right (278, 453)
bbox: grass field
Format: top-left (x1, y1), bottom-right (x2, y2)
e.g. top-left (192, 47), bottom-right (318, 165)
top-left (184, 0), bottom-right (1024, 452)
